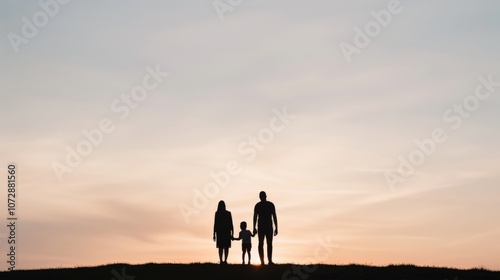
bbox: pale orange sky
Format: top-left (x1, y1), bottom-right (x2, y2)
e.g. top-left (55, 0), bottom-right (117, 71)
top-left (1, 0), bottom-right (500, 271)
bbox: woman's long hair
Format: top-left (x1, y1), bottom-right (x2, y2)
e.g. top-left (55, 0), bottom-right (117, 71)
top-left (217, 200), bottom-right (226, 213)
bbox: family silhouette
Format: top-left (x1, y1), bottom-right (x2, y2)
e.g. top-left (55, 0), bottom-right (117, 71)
top-left (213, 191), bottom-right (278, 265)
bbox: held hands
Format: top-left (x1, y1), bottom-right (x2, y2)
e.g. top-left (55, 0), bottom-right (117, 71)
top-left (253, 228), bottom-right (257, 235)
top-left (274, 228), bottom-right (278, 236)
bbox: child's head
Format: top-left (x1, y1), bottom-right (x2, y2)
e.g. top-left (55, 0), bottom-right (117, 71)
top-left (240, 221), bottom-right (247, 230)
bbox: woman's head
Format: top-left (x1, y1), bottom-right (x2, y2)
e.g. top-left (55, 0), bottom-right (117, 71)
top-left (217, 200), bottom-right (226, 212)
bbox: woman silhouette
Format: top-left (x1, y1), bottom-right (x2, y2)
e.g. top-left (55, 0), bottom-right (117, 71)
top-left (213, 200), bottom-right (234, 264)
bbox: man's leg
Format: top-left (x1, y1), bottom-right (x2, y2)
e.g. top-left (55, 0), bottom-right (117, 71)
top-left (258, 231), bottom-right (265, 265)
top-left (266, 230), bottom-right (274, 264)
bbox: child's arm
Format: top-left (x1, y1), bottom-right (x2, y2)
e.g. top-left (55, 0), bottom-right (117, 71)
top-left (250, 230), bottom-right (256, 237)
top-left (232, 232), bottom-right (242, 241)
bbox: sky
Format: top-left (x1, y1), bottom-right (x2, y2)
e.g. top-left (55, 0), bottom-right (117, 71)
top-left (1, 0), bottom-right (500, 271)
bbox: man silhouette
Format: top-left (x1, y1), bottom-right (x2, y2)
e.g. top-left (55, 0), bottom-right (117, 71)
top-left (253, 191), bottom-right (278, 265)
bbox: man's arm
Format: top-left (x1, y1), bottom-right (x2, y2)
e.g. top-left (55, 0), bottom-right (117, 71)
top-left (272, 203), bottom-right (278, 236)
top-left (253, 205), bottom-right (258, 234)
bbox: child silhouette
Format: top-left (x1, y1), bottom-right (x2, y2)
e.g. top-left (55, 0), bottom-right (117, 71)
top-left (232, 221), bottom-right (256, 264)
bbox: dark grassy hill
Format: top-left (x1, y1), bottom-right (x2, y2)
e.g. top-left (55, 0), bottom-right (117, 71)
top-left (1, 263), bottom-right (499, 280)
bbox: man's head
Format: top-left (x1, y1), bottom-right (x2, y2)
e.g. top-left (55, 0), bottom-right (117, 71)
top-left (259, 191), bottom-right (267, 201)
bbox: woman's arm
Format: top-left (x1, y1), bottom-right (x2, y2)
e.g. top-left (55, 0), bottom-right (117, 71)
top-left (213, 213), bottom-right (217, 241)
top-left (229, 212), bottom-right (234, 236)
